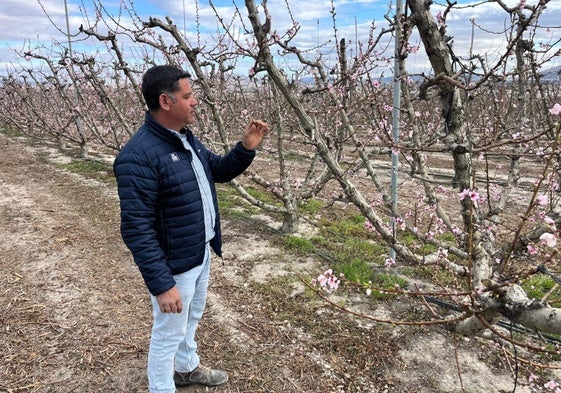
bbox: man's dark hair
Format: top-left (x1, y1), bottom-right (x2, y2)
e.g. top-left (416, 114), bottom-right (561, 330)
top-left (141, 65), bottom-right (191, 110)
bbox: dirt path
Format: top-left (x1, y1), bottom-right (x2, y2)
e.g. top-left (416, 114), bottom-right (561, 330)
top-left (0, 133), bottom-right (554, 393)
top-left (0, 134), bottom-right (149, 392)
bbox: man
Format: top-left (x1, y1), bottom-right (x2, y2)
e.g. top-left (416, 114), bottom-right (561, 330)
top-left (114, 65), bottom-right (268, 392)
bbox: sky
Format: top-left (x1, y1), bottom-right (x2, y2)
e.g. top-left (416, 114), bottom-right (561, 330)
top-left (0, 0), bottom-right (560, 78)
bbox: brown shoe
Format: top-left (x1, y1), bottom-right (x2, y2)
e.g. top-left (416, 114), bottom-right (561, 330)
top-left (174, 365), bottom-right (228, 386)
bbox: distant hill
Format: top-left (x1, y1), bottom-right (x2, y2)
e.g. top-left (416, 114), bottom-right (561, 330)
top-left (291, 63), bottom-right (560, 88)
top-left (541, 65), bottom-right (561, 82)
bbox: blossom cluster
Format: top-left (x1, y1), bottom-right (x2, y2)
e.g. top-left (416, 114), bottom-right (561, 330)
top-left (549, 103), bottom-right (561, 116)
top-left (544, 379), bottom-right (561, 393)
top-left (459, 189), bottom-right (480, 202)
top-left (312, 269), bottom-right (342, 293)
top-left (539, 215), bottom-right (558, 248)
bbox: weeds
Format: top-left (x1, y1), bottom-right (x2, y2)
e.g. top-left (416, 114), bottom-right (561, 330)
top-left (284, 235), bottom-right (315, 254)
top-left (0, 127), bottom-right (24, 138)
top-left (57, 159), bottom-right (114, 183)
top-left (299, 199), bottom-right (324, 215)
top-left (246, 186), bottom-right (278, 205)
top-left (522, 274), bottom-right (561, 305)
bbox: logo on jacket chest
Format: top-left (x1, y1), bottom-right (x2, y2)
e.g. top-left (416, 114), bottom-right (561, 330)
top-left (170, 152), bottom-right (180, 162)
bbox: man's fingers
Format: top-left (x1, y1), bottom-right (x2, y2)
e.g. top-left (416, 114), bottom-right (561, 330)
top-left (250, 120), bottom-right (269, 134)
top-left (160, 303), bottom-right (182, 313)
top-left (156, 286), bottom-right (182, 313)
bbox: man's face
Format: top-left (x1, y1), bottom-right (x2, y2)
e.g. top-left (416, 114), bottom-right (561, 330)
top-left (166, 78), bottom-right (198, 127)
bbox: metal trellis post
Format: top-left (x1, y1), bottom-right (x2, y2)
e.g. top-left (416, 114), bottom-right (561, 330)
top-left (390, 0), bottom-right (404, 261)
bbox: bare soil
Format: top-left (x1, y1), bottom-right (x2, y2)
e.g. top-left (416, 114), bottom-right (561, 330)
top-left (0, 132), bottom-right (557, 393)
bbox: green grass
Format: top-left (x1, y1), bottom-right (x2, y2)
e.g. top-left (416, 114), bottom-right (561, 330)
top-left (0, 127), bottom-right (24, 137)
top-left (522, 274), bottom-right (561, 305)
top-left (367, 273), bottom-right (409, 301)
top-left (216, 185), bottom-right (263, 217)
top-left (60, 159), bottom-right (108, 174)
top-left (333, 237), bottom-right (386, 263)
top-left (398, 231), bottom-right (438, 254)
top-left (283, 235), bottom-right (315, 254)
top-left (371, 272), bottom-right (408, 290)
top-left (321, 213), bottom-right (369, 237)
top-left (275, 212), bottom-right (395, 292)
top-left (246, 186), bottom-right (279, 205)
top-left (299, 198), bottom-right (324, 215)
top-left (336, 258), bottom-right (373, 283)
top-left (217, 186), bottom-right (240, 210)
top-left (407, 265), bottom-right (462, 288)
top-left (58, 159), bottom-right (114, 182)
top-left (214, 185), bottom-right (443, 303)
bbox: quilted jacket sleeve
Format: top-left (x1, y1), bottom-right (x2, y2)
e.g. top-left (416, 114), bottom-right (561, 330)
top-left (113, 151), bottom-right (175, 296)
top-left (206, 141), bottom-right (256, 183)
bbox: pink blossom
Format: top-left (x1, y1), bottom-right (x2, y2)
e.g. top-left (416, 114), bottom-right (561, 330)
top-left (312, 269), bottom-right (341, 293)
top-left (327, 275), bottom-right (339, 290)
top-left (385, 258), bottom-right (396, 268)
top-left (527, 244), bottom-right (537, 255)
top-left (544, 215), bottom-right (557, 230)
top-left (539, 232), bottom-right (557, 248)
top-left (436, 11), bottom-right (445, 27)
top-left (545, 380), bottom-right (559, 389)
top-left (549, 103), bottom-right (561, 116)
top-left (536, 195), bottom-right (548, 206)
top-left (459, 189), bottom-right (480, 202)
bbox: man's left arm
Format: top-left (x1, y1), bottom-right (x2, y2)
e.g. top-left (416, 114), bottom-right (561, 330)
top-left (208, 119), bottom-right (269, 182)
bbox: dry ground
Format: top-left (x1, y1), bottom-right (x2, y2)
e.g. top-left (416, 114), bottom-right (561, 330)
top-left (0, 132), bottom-right (558, 393)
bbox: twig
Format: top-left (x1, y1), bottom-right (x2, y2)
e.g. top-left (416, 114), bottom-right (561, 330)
top-left (416, 283), bottom-right (439, 317)
top-left (452, 332), bottom-right (465, 393)
top-left (302, 276), bottom-right (469, 326)
top-left (541, 283), bottom-right (559, 303)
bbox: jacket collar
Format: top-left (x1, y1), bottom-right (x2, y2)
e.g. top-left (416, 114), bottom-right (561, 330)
top-left (144, 111), bottom-right (195, 146)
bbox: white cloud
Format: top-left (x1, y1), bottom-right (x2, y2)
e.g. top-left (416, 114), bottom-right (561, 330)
top-left (1, 0), bottom-right (559, 76)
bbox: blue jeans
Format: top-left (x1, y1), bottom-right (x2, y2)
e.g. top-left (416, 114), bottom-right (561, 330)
top-left (147, 245), bottom-right (211, 393)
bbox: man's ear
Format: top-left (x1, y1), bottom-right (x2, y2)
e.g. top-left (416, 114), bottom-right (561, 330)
top-left (159, 93), bottom-right (173, 111)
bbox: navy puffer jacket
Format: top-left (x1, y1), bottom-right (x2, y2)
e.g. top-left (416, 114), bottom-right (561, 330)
top-left (114, 112), bottom-right (255, 296)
